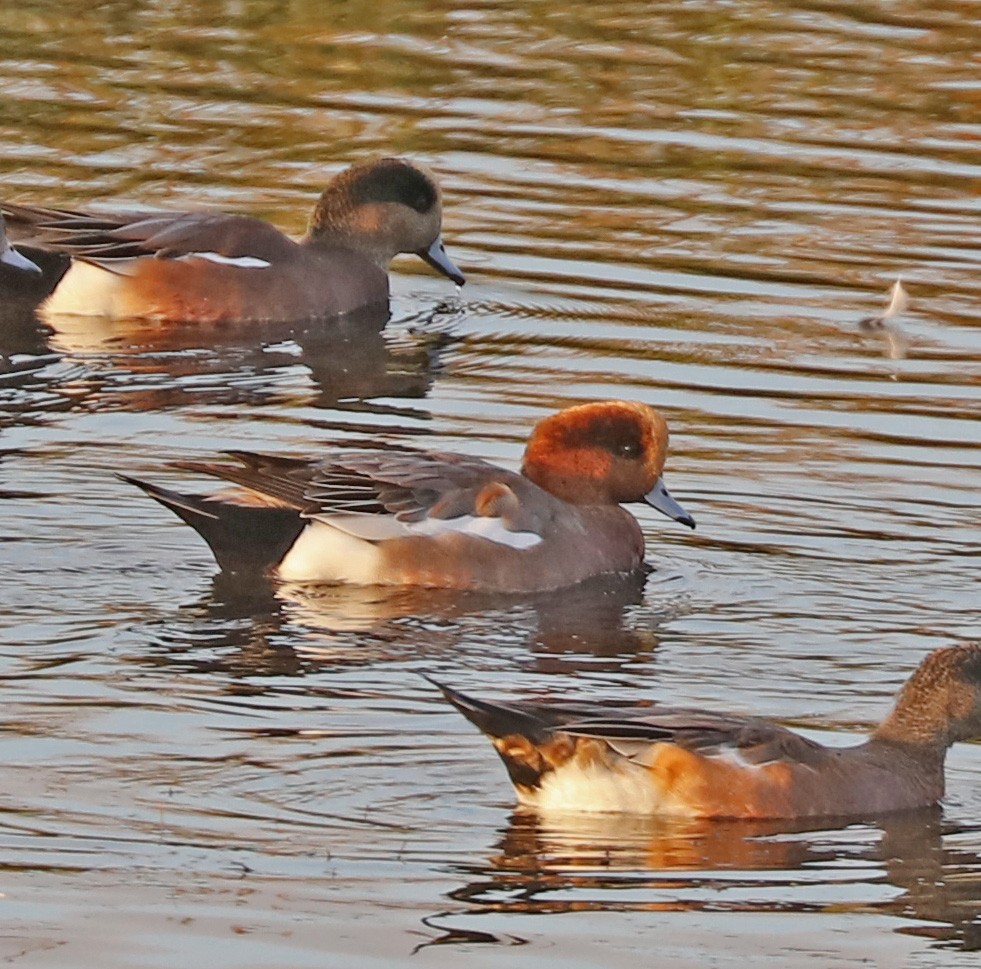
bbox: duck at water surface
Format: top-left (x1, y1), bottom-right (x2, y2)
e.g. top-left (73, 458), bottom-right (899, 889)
top-left (430, 643), bottom-right (981, 819)
top-left (1, 157), bottom-right (464, 324)
top-left (119, 400), bottom-right (695, 593)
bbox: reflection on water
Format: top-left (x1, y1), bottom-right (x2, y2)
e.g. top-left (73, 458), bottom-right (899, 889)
top-left (435, 809), bottom-right (981, 949)
top-left (0, 302), bottom-right (466, 418)
top-left (141, 567), bottom-right (679, 679)
top-left (1, 0), bottom-right (980, 966)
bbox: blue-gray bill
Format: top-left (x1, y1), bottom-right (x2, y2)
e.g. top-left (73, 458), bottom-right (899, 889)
top-left (0, 241), bottom-right (41, 274)
top-left (417, 235), bottom-right (465, 286)
top-left (644, 477), bottom-right (695, 529)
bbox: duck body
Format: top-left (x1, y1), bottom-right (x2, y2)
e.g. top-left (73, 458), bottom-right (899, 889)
top-left (433, 643), bottom-right (981, 819)
top-left (34, 229), bottom-right (388, 324)
top-left (120, 401), bottom-right (695, 593)
top-left (2, 157), bottom-right (463, 324)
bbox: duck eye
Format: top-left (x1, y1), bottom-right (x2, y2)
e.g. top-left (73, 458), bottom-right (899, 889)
top-left (618, 441), bottom-right (642, 459)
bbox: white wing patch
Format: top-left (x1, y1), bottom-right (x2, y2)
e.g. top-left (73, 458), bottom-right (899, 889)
top-left (279, 509), bottom-right (543, 582)
top-left (409, 514), bottom-right (542, 549)
top-left (309, 513), bottom-right (414, 542)
top-left (183, 252), bottom-right (271, 268)
top-left (310, 510), bottom-right (543, 550)
top-left (707, 744), bottom-right (772, 770)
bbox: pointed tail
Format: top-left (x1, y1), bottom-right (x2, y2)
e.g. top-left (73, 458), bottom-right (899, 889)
top-left (425, 677), bottom-right (577, 794)
top-left (117, 472), bottom-right (305, 575)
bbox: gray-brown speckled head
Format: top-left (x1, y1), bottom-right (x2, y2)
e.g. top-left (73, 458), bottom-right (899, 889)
top-left (305, 157), bottom-right (464, 283)
top-left (873, 643), bottom-right (981, 748)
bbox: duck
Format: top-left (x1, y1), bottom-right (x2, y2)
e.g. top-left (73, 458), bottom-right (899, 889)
top-left (430, 643), bottom-right (981, 818)
top-left (0, 212), bottom-right (41, 276)
top-left (1, 157), bottom-right (464, 324)
top-left (118, 400), bottom-right (696, 593)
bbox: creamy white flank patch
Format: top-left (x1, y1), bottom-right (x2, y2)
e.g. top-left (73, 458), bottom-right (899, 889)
top-left (277, 521), bottom-right (385, 584)
top-left (278, 513), bottom-right (542, 583)
top-left (42, 262), bottom-right (126, 318)
top-left (409, 514), bottom-right (542, 549)
top-left (181, 252), bottom-right (271, 268)
top-left (42, 252), bottom-right (270, 320)
top-left (525, 759), bottom-right (684, 816)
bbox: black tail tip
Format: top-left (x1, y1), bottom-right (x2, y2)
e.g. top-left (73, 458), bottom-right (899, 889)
top-left (115, 471), bottom-right (152, 492)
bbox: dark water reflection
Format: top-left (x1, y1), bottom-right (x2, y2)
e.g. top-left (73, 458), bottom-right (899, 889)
top-left (1, 0), bottom-right (979, 966)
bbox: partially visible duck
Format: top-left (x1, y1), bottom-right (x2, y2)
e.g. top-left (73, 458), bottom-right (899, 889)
top-left (119, 400), bottom-right (695, 593)
top-left (1, 157), bottom-right (464, 324)
top-left (431, 643), bottom-right (981, 819)
top-left (0, 213), bottom-right (41, 275)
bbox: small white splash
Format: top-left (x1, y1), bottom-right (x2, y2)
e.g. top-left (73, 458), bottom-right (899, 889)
top-left (858, 277), bottom-right (909, 360)
top-left (883, 277), bottom-right (908, 319)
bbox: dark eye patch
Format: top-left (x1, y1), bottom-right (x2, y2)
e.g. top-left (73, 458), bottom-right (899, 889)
top-left (349, 160), bottom-right (437, 213)
top-left (559, 413), bottom-right (645, 460)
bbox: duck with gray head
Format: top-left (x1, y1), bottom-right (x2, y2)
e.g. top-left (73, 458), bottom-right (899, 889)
top-left (1, 157), bottom-right (463, 323)
top-left (431, 643), bottom-right (981, 819)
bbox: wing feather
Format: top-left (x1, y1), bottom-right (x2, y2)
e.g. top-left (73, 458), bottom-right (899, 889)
top-left (563, 709), bottom-right (828, 767)
top-left (170, 449), bottom-right (532, 540)
top-left (1, 203), bottom-right (298, 264)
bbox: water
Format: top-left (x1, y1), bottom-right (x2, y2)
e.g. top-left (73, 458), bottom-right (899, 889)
top-left (1, 0), bottom-right (980, 965)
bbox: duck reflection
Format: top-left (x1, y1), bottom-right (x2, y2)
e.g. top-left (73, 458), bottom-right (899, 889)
top-left (438, 808), bottom-right (981, 949)
top-left (0, 276), bottom-right (68, 428)
top-left (521, 566), bottom-right (685, 668)
top-left (0, 298), bottom-right (461, 416)
top-left (287, 568), bottom-right (677, 667)
top-left (145, 567), bottom-right (676, 677)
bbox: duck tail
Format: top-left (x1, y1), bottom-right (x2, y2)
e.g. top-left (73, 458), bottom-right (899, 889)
top-left (117, 472), bottom-right (305, 575)
top-left (425, 677), bottom-right (562, 793)
top-left (424, 677), bottom-right (547, 738)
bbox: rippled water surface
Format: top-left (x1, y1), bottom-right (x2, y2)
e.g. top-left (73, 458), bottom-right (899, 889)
top-left (1, 1), bottom-right (980, 966)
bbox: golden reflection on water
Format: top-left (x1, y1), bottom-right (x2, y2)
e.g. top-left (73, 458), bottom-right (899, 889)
top-left (445, 808), bottom-right (981, 945)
